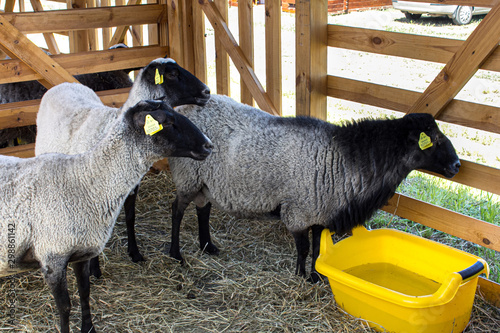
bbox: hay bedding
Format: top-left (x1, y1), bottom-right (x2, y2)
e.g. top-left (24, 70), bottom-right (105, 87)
top-left (1, 171), bottom-right (499, 332)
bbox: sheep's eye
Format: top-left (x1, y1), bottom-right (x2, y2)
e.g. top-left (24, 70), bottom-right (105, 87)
top-left (165, 69), bottom-right (179, 80)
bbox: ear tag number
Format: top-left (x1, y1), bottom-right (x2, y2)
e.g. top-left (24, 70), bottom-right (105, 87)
top-left (419, 132), bottom-right (433, 150)
top-left (144, 115), bottom-right (163, 136)
top-left (155, 68), bottom-right (164, 85)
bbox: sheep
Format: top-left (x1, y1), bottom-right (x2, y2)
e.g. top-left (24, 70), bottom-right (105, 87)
top-left (35, 57), bottom-right (211, 276)
top-left (166, 94), bottom-right (461, 282)
top-left (0, 44), bottom-right (133, 148)
top-left (0, 83), bottom-right (213, 333)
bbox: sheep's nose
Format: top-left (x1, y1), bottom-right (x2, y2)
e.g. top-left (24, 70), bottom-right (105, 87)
top-left (204, 140), bottom-right (214, 151)
top-left (454, 160), bottom-right (461, 171)
top-left (202, 87), bottom-right (210, 97)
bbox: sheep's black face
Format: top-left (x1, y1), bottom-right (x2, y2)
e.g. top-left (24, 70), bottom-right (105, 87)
top-left (143, 59), bottom-right (211, 107)
top-left (127, 100), bottom-right (213, 160)
top-left (406, 114), bottom-right (460, 178)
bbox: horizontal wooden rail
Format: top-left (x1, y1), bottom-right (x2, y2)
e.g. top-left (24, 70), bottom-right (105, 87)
top-left (382, 194), bottom-right (500, 251)
top-left (328, 25), bottom-right (500, 73)
top-left (1, 4), bottom-right (165, 33)
top-left (327, 75), bottom-right (500, 134)
top-left (0, 45), bottom-right (168, 84)
top-left (0, 143), bottom-right (35, 158)
top-left (478, 277), bottom-right (500, 308)
top-left (0, 87), bottom-right (130, 130)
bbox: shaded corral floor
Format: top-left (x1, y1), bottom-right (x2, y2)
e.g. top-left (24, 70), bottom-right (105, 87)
top-left (1, 171), bottom-right (499, 332)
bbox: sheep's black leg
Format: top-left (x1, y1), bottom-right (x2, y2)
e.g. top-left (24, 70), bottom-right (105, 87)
top-left (42, 258), bottom-right (71, 333)
top-left (197, 202), bottom-right (219, 255)
top-left (125, 185), bottom-right (145, 262)
top-left (292, 230), bottom-right (310, 278)
top-left (170, 195), bottom-right (191, 263)
top-left (89, 256), bottom-right (102, 279)
top-left (309, 225), bottom-right (325, 283)
top-left (72, 260), bottom-right (96, 333)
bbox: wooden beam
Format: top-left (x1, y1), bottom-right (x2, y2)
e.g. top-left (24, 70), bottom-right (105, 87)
top-left (239, 0), bottom-right (254, 106)
top-left (214, 0), bottom-right (230, 96)
top-left (382, 194), bottom-right (500, 252)
top-left (1, 4), bottom-right (164, 33)
top-left (328, 25), bottom-right (500, 73)
top-left (4, 0), bottom-right (16, 12)
top-left (478, 277), bottom-right (500, 308)
top-left (327, 76), bottom-right (500, 134)
top-left (167, 0), bottom-right (184, 65)
top-left (199, 0), bottom-right (278, 115)
top-left (0, 45), bottom-right (168, 84)
top-left (0, 143), bottom-right (36, 158)
top-left (407, 3), bottom-right (500, 117)
top-left (295, 0), bottom-right (327, 119)
top-left (0, 15), bottom-right (78, 88)
top-left (192, 0), bottom-right (207, 83)
top-left (265, 0), bottom-right (281, 115)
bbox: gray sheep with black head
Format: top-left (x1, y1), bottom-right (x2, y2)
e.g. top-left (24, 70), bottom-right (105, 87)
top-left (165, 94), bottom-right (461, 282)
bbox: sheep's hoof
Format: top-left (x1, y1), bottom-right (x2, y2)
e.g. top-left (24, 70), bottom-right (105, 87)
top-left (202, 243), bottom-right (220, 256)
top-left (89, 266), bottom-right (102, 279)
top-left (129, 251), bottom-right (145, 263)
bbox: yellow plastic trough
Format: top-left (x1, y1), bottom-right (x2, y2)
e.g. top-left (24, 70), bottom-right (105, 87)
top-left (315, 226), bottom-right (489, 333)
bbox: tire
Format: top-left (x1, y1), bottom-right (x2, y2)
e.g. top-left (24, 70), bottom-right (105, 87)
top-left (404, 12), bottom-right (422, 21)
top-left (452, 6), bottom-right (473, 25)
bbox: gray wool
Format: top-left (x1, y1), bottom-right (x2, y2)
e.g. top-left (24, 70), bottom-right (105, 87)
top-left (0, 95), bottom-right (156, 277)
top-left (35, 58), bottom-right (176, 156)
top-left (169, 95), bottom-right (335, 232)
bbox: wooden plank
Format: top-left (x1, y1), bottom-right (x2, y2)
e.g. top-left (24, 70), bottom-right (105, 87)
top-left (200, 0), bottom-right (278, 115)
top-left (0, 45), bottom-right (168, 84)
top-left (214, 0), bottom-right (230, 96)
top-left (192, 0), bottom-right (207, 83)
top-left (101, 0), bottom-right (112, 47)
top-left (327, 76), bottom-right (500, 134)
top-left (295, 0), bottom-right (327, 119)
top-left (0, 15), bottom-right (78, 87)
top-left (182, 0), bottom-right (195, 73)
top-left (239, 0), bottom-right (254, 106)
top-left (407, 3), bottom-right (500, 117)
top-left (405, 0), bottom-right (499, 7)
top-left (328, 25), bottom-right (500, 73)
top-left (478, 277), bottom-right (500, 308)
top-left (67, 0), bottom-right (90, 53)
top-left (4, 0), bottom-right (16, 12)
top-left (444, 160), bottom-right (500, 196)
top-left (0, 88), bottom-right (131, 130)
top-left (0, 143), bottom-right (35, 158)
top-left (2, 4), bottom-right (164, 33)
top-left (265, 0), bottom-right (281, 115)
top-left (147, 0), bottom-right (159, 46)
top-left (167, 0), bottom-right (184, 65)
top-left (382, 194), bottom-right (500, 252)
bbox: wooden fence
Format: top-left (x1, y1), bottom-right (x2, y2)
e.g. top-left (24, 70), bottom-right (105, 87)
top-left (0, 0), bottom-right (499, 307)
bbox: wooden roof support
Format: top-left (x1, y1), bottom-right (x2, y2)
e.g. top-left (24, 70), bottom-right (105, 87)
top-left (214, 0), bottom-right (230, 96)
top-left (407, 2), bottom-right (500, 117)
top-left (265, 0), bottom-right (282, 115)
top-left (0, 15), bottom-right (78, 88)
top-left (239, 0), bottom-right (254, 106)
top-left (199, 0), bottom-right (278, 116)
top-left (4, 0), bottom-right (16, 12)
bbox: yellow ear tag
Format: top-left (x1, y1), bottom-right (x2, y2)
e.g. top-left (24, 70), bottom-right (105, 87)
top-left (155, 68), bottom-right (163, 85)
top-left (144, 115), bottom-right (163, 136)
top-left (418, 132), bottom-right (433, 150)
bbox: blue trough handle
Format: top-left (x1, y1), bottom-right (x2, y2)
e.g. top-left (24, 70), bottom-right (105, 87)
top-left (457, 261), bottom-right (485, 280)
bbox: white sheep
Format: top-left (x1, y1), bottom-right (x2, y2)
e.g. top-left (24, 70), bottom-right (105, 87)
top-left (0, 44), bottom-right (133, 148)
top-left (166, 94), bottom-right (461, 282)
top-left (0, 83), bottom-right (212, 333)
top-left (35, 57), bottom-right (211, 276)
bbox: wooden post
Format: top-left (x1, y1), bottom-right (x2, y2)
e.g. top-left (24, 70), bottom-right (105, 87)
top-left (239, 0), bottom-right (254, 106)
top-left (265, 0), bottom-right (282, 115)
top-left (167, 0), bottom-right (184, 65)
top-left (215, 0), bottom-right (230, 96)
top-left (295, 0), bottom-right (327, 119)
top-left (67, 0), bottom-right (89, 53)
top-left (148, 0), bottom-right (159, 45)
top-left (192, 0), bottom-right (207, 83)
